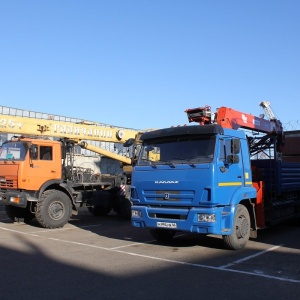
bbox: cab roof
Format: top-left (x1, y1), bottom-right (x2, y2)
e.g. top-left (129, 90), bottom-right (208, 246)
top-left (140, 124), bottom-right (224, 141)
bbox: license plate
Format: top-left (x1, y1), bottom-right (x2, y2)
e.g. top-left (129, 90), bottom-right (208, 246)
top-left (157, 221), bottom-right (177, 229)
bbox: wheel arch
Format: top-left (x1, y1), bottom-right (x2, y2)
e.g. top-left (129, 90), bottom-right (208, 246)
top-left (38, 180), bottom-right (77, 214)
top-left (239, 198), bottom-right (257, 237)
top-left (229, 186), bottom-right (257, 235)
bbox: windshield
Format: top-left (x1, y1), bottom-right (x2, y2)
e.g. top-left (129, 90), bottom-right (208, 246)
top-left (0, 141), bottom-right (29, 161)
top-left (138, 136), bottom-right (216, 166)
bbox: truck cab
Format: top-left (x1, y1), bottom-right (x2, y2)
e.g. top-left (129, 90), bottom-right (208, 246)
top-left (0, 138), bottom-right (62, 192)
top-left (131, 124), bottom-right (257, 249)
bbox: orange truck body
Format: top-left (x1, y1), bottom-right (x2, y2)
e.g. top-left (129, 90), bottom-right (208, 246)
top-left (0, 137), bottom-right (127, 228)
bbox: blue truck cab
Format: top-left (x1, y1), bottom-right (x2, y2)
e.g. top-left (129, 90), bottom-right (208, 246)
top-left (131, 124), bottom-right (258, 250)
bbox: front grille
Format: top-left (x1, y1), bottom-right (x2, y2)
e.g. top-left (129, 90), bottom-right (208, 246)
top-left (149, 213), bottom-right (187, 220)
top-left (155, 190), bottom-right (180, 201)
top-left (144, 190), bottom-right (194, 203)
top-left (0, 178), bottom-right (17, 188)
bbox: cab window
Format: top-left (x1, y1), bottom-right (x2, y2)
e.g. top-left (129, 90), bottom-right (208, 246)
top-left (219, 138), bottom-right (232, 161)
top-left (40, 146), bottom-right (53, 160)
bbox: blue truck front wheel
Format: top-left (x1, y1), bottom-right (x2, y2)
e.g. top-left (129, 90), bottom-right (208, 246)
top-left (223, 204), bottom-right (250, 250)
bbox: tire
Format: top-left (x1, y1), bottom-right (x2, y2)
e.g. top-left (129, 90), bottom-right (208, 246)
top-left (223, 204), bottom-right (250, 250)
top-left (120, 196), bottom-right (132, 220)
top-left (35, 190), bottom-right (72, 229)
top-left (88, 206), bottom-right (111, 216)
top-left (150, 229), bottom-right (176, 242)
top-left (5, 205), bottom-right (35, 223)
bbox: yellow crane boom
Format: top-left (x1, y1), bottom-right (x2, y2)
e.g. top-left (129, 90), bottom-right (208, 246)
top-left (79, 141), bottom-right (132, 165)
top-left (0, 106), bottom-right (141, 164)
top-left (0, 114), bottom-right (138, 142)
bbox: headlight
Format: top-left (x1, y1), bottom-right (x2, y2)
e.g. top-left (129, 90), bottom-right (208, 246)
top-left (198, 213), bottom-right (216, 222)
top-left (131, 210), bottom-right (142, 218)
top-left (10, 196), bottom-right (21, 204)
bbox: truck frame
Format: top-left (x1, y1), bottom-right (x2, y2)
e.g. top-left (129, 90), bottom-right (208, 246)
top-left (130, 102), bottom-right (300, 249)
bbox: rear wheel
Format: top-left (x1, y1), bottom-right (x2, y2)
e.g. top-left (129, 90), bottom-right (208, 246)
top-left (120, 195), bottom-right (132, 220)
top-left (35, 190), bottom-right (72, 228)
top-left (223, 204), bottom-right (250, 250)
top-left (150, 229), bottom-right (176, 242)
top-left (88, 206), bottom-right (111, 216)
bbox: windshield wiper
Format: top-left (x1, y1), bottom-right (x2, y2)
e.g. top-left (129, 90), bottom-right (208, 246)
top-left (140, 159), bottom-right (157, 168)
top-left (140, 159), bottom-right (176, 168)
top-left (158, 160), bottom-right (175, 168)
top-left (3, 157), bottom-right (16, 163)
top-left (172, 157), bottom-right (196, 167)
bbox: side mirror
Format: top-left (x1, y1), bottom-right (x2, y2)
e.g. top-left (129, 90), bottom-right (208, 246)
top-left (61, 145), bottom-right (66, 159)
top-left (231, 139), bottom-right (240, 154)
top-left (30, 145), bottom-right (38, 160)
top-left (227, 154), bottom-right (239, 164)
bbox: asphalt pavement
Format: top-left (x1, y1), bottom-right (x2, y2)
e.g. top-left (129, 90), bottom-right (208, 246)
top-left (0, 206), bottom-right (300, 300)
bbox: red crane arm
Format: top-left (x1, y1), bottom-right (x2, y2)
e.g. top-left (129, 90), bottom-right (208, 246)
top-left (185, 105), bottom-right (283, 134)
top-left (185, 104), bottom-right (284, 155)
top-left (215, 107), bottom-right (283, 134)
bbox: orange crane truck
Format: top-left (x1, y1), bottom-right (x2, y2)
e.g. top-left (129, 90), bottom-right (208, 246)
top-left (0, 110), bottom-right (141, 228)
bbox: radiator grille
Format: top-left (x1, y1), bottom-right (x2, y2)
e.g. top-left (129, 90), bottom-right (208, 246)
top-left (0, 178), bottom-right (17, 188)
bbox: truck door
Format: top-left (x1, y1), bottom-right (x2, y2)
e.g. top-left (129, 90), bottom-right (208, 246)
top-left (24, 144), bottom-right (60, 190)
top-left (216, 137), bottom-right (244, 203)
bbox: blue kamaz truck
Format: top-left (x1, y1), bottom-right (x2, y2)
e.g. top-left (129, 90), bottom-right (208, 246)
top-left (130, 104), bottom-right (300, 249)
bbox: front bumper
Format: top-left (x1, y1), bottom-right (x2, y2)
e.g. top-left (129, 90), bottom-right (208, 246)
top-left (0, 191), bottom-right (29, 208)
top-left (131, 205), bottom-right (234, 235)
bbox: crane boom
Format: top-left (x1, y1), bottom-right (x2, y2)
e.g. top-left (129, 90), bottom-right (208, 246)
top-left (186, 104), bottom-right (283, 134)
top-left (215, 106), bottom-right (283, 133)
top-left (0, 106), bottom-right (142, 164)
top-left (185, 103), bottom-right (284, 157)
top-left (0, 114), bottom-right (138, 143)
top-left (259, 101), bottom-right (276, 120)
top-left (79, 141), bottom-right (132, 165)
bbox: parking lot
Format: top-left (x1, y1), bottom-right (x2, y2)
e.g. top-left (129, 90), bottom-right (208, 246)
top-left (0, 205), bottom-right (300, 300)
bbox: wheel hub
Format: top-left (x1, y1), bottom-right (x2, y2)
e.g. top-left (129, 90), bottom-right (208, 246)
top-left (48, 202), bottom-right (64, 220)
top-left (236, 215), bottom-right (249, 238)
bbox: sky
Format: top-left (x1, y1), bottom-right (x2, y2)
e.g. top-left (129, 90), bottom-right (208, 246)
top-left (0, 0), bottom-right (299, 131)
